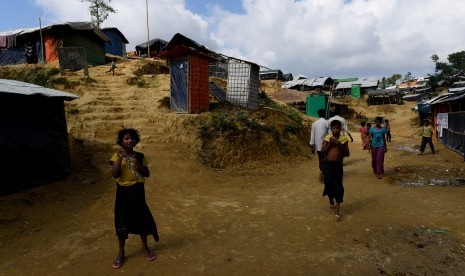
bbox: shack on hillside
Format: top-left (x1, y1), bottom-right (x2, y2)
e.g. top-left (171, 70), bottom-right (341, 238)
top-left (282, 76), bottom-right (334, 91)
top-left (334, 78), bottom-right (379, 98)
top-left (429, 91), bottom-right (465, 158)
top-left (0, 22), bottom-right (110, 66)
top-left (102, 27), bottom-right (129, 57)
top-left (158, 33), bottom-right (216, 113)
top-left (367, 89), bottom-right (403, 106)
top-left (0, 79), bottom-right (79, 195)
top-left (136, 38), bottom-right (168, 57)
top-left (226, 57), bottom-right (260, 109)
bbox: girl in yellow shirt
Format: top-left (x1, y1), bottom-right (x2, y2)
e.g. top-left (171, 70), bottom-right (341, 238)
top-left (110, 128), bottom-right (159, 269)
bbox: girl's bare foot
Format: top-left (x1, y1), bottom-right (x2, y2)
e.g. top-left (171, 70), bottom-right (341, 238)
top-left (144, 250), bottom-right (157, 261)
top-left (112, 256), bottom-right (124, 269)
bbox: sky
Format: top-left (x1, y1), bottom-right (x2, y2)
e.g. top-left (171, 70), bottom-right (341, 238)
top-left (2, 0), bottom-right (465, 79)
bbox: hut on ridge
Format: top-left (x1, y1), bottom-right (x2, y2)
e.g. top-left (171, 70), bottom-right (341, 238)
top-left (157, 33), bottom-right (216, 113)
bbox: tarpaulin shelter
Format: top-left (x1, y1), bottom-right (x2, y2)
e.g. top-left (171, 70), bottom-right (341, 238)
top-left (334, 78), bottom-right (379, 97)
top-left (0, 79), bottom-right (79, 195)
top-left (282, 75), bottom-right (334, 91)
top-left (136, 38), bottom-right (168, 57)
top-left (430, 91), bottom-right (465, 157)
top-left (158, 33), bottom-right (216, 113)
top-left (367, 89), bottom-right (403, 105)
top-left (0, 22), bottom-right (110, 66)
top-left (102, 27), bottom-right (129, 57)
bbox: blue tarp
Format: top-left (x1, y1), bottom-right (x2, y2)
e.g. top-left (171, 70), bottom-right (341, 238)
top-left (102, 28), bottom-right (128, 57)
top-left (170, 58), bottom-right (188, 113)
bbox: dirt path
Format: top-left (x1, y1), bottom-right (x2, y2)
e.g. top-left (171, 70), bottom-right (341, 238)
top-left (1, 60), bottom-right (465, 275)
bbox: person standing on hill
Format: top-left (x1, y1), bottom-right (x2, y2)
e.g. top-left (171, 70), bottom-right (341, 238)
top-left (110, 128), bottom-right (159, 269)
top-left (310, 109), bottom-right (329, 183)
top-left (328, 109), bottom-right (354, 142)
top-left (369, 117), bottom-right (387, 179)
top-left (418, 119), bottom-right (435, 155)
top-left (321, 119), bottom-right (350, 222)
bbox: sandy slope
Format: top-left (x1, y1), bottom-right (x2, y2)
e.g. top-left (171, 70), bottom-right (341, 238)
top-left (1, 59), bottom-right (465, 275)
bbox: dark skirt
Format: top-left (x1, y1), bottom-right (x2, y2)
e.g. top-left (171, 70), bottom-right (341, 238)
top-left (323, 161), bottom-right (344, 203)
top-left (115, 182), bottom-right (159, 241)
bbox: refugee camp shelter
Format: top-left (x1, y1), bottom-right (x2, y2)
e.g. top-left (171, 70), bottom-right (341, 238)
top-left (367, 89), bottom-right (403, 106)
top-left (259, 69), bottom-right (283, 80)
top-left (282, 76), bottom-right (334, 91)
top-left (135, 38), bottom-right (168, 57)
top-left (102, 27), bottom-right (129, 57)
top-left (334, 78), bottom-right (379, 97)
top-left (0, 79), bottom-right (79, 195)
top-left (0, 22), bottom-right (110, 66)
top-left (226, 58), bottom-right (260, 109)
top-left (158, 33), bottom-right (216, 113)
top-left (430, 91), bottom-right (465, 158)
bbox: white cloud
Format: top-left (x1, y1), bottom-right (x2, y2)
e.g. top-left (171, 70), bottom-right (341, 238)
top-left (34, 0), bottom-right (465, 79)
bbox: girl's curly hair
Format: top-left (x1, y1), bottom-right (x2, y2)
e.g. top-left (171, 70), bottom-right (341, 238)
top-left (116, 128), bottom-right (140, 146)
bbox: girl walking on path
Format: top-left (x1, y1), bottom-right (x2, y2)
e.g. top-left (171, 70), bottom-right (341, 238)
top-left (110, 128), bottom-right (159, 269)
top-left (321, 120), bottom-right (350, 222)
top-left (369, 117), bottom-right (388, 179)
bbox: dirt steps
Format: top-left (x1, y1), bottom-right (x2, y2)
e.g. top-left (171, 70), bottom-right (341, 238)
top-left (66, 60), bottom-right (180, 145)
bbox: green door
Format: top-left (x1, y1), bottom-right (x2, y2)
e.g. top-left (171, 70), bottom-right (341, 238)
top-left (306, 95), bottom-right (327, 118)
top-left (351, 85), bottom-right (361, 98)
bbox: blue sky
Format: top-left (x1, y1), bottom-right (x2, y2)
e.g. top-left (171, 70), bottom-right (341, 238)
top-left (1, 0), bottom-right (465, 79)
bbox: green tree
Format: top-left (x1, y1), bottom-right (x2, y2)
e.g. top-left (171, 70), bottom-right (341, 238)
top-left (79, 0), bottom-right (116, 28)
top-left (404, 72), bottom-right (412, 82)
top-left (382, 73), bottom-right (402, 87)
top-left (430, 51), bottom-right (465, 87)
top-left (380, 77), bottom-right (387, 89)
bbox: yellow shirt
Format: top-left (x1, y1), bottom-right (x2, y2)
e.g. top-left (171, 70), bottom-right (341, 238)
top-left (110, 153), bottom-right (148, 186)
top-left (422, 125), bottom-right (433, 138)
top-left (324, 133), bottom-right (349, 144)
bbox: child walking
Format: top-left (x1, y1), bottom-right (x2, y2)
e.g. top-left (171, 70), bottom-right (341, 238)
top-left (369, 117), bottom-right (387, 179)
top-left (384, 119), bottom-right (391, 142)
top-left (360, 121), bottom-right (368, 150)
top-left (366, 123), bottom-right (372, 153)
top-left (106, 58), bottom-right (117, 76)
top-left (418, 119), bottom-right (435, 155)
top-left (110, 128), bottom-right (159, 269)
top-left (321, 120), bottom-right (350, 222)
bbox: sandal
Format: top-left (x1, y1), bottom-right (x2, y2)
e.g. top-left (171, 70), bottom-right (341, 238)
top-left (329, 204), bottom-right (336, 210)
top-left (335, 215), bottom-right (343, 222)
top-left (112, 257), bottom-right (124, 269)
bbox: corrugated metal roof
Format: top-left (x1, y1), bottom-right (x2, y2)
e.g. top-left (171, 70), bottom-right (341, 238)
top-left (431, 92), bottom-right (465, 105)
top-left (0, 22), bottom-right (110, 43)
top-left (101, 27), bottom-right (129, 43)
top-left (0, 79), bottom-right (79, 100)
top-left (336, 78), bottom-right (378, 89)
top-left (281, 76), bottom-right (331, 89)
